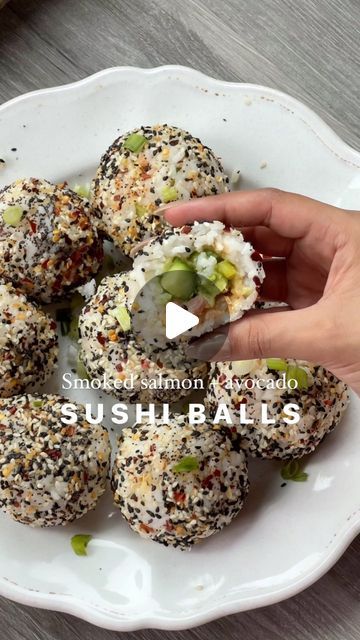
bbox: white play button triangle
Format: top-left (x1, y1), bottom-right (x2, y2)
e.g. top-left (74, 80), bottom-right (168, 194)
top-left (165, 302), bottom-right (199, 340)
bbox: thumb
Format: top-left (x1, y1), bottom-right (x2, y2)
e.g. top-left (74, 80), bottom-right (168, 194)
top-left (186, 307), bottom-right (326, 363)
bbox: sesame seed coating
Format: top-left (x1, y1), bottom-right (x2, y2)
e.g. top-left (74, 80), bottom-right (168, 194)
top-left (78, 274), bottom-right (208, 402)
top-left (0, 283), bottom-right (58, 397)
top-left (0, 178), bottom-right (104, 303)
top-left (205, 359), bottom-right (350, 460)
top-left (112, 416), bottom-right (249, 549)
top-left (90, 124), bottom-right (229, 256)
top-left (0, 393), bottom-right (111, 527)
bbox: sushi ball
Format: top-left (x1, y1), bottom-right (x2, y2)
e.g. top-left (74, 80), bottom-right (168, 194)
top-left (0, 394), bottom-right (111, 527)
top-left (130, 220), bottom-right (264, 350)
top-left (90, 124), bottom-right (229, 256)
top-left (205, 359), bottom-right (350, 460)
top-left (0, 283), bottom-right (58, 397)
top-left (111, 416), bottom-right (249, 549)
top-left (0, 178), bottom-right (104, 302)
top-left (78, 274), bottom-right (208, 402)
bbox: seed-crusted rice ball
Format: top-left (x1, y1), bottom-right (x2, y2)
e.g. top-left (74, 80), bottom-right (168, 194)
top-left (90, 124), bottom-right (229, 255)
top-left (0, 178), bottom-right (104, 302)
top-left (78, 274), bottom-right (207, 402)
top-left (112, 416), bottom-right (249, 549)
top-left (0, 393), bottom-right (111, 527)
top-left (0, 283), bottom-right (58, 397)
top-left (205, 359), bottom-right (350, 460)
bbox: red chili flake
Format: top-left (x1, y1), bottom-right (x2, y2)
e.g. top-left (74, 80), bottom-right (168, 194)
top-left (116, 363), bottom-right (123, 372)
top-left (8, 407), bottom-right (17, 415)
top-left (218, 374), bottom-right (227, 384)
top-left (213, 469), bottom-right (221, 477)
top-left (97, 333), bottom-right (106, 346)
top-left (140, 523), bottom-right (154, 534)
top-left (324, 399), bottom-right (333, 406)
top-left (201, 475), bottom-right (213, 489)
top-left (50, 320), bottom-right (57, 331)
top-left (29, 221), bottom-right (37, 234)
top-left (181, 225), bottom-right (192, 234)
top-left (253, 276), bottom-right (261, 288)
top-left (165, 520), bottom-right (174, 532)
top-left (41, 259), bottom-right (49, 269)
top-left (46, 449), bottom-right (61, 461)
top-left (149, 444), bottom-right (156, 453)
top-left (174, 491), bottom-right (186, 502)
top-left (113, 195), bottom-right (121, 202)
top-left (141, 172), bottom-right (151, 180)
top-left (83, 471), bottom-right (89, 484)
top-left (140, 359), bottom-right (150, 370)
top-left (156, 360), bottom-right (164, 369)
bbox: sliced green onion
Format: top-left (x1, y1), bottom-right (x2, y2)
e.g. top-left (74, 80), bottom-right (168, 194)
top-left (76, 357), bottom-right (89, 380)
top-left (31, 399), bottom-right (43, 408)
top-left (56, 308), bottom-right (71, 336)
top-left (281, 460), bottom-right (308, 482)
top-left (173, 456), bottom-right (199, 473)
top-left (123, 133), bottom-right (147, 153)
top-left (2, 206), bottom-right (24, 227)
top-left (162, 186), bottom-right (178, 203)
top-left (110, 305), bottom-right (131, 332)
top-left (286, 365), bottom-right (309, 390)
top-left (73, 184), bottom-right (90, 199)
top-left (266, 358), bottom-right (288, 371)
top-left (71, 534), bottom-right (92, 556)
top-left (135, 203), bottom-right (147, 217)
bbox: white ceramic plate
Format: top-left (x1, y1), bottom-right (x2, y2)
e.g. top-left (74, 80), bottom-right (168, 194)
top-left (0, 66), bottom-right (359, 631)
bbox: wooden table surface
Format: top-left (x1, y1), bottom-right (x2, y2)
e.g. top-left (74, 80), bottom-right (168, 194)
top-left (0, 0), bottom-right (359, 638)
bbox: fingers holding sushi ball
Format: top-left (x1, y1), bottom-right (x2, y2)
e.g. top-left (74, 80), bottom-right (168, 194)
top-left (0, 178), bottom-right (104, 303)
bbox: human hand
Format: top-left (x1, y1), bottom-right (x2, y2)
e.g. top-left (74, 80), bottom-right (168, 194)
top-left (164, 189), bottom-right (360, 395)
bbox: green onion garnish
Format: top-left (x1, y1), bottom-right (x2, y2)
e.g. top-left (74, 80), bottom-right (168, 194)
top-left (76, 357), bottom-right (89, 380)
top-left (123, 133), bottom-right (147, 153)
top-left (267, 359), bottom-right (309, 390)
top-left (281, 460), bottom-right (308, 482)
top-left (56, 308), bottom-right (71, 336)
top-left (286, 365), bottom-right (309, 390)
top-left (31, 399), bottom-right (43, 408)
top-left (73, 184), bottom-right (90, 199)
top-left (71, 534), bottom-right (93, 556)
top-left (110, 306), bottom-right (131, 332)
top-left (135, 203), bottom-right (147, 217)
top-left (2, 206), bottom-right (24, 227)
top-left (162, 186), bottom-right (178, 203)
top-left (173, 456), bottom-right (199, 473)
top-left (266, 358), bottom-right (288, 371)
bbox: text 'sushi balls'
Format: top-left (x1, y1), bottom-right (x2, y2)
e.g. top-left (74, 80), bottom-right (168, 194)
top-left (0, 178), bottom-right (104, 303)
top-left (90, 124), bottom-right (229, 255)
top-left (0, 394), bottom-right (111, 527)
top-left (112, 416), bottom-right (249, 549)
top-left (205, 359), bottom-right (350, 460)
top-left (78, 274), bottom-right (208, 402)
top-left (0, 283), bottom-right (58, 398)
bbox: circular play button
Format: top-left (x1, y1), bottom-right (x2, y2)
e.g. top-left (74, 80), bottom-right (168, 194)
top-left (130, 272), bottom-right (230, 370)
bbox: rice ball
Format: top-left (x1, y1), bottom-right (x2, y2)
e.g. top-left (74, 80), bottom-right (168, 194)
top-left (205, 359), bottom-right (350, 460)
top-left (112, 416), bottom-right (249, 549)
top-left (78, 274), bottom-right (208, 403)
top-left (0, 283), bottom-right (58, 397)
top-left (0, 178), bottom-right (104, 302)
top-left (90, 124), bottom-right (229, 255)
top-left (0, 394), bottom-right (111, 526)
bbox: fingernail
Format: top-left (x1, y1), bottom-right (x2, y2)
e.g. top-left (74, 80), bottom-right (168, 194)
top-left (186, 334), bottom-right (232, 361)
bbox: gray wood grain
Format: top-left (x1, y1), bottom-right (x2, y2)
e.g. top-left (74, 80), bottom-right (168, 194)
top-left (0, 0), bottom-right (359, 638)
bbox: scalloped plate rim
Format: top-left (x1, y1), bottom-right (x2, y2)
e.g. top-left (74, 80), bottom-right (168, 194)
top-left (0, 65), bottom-right (359, 630)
